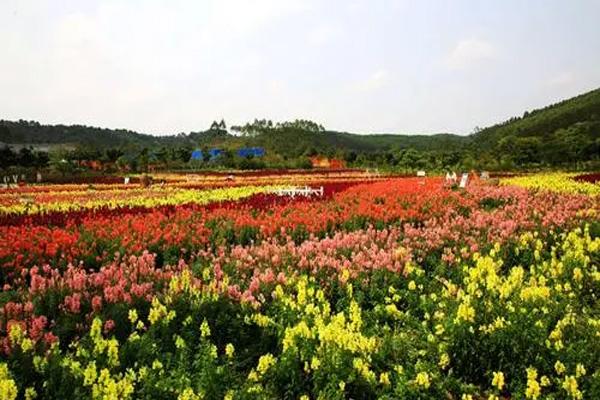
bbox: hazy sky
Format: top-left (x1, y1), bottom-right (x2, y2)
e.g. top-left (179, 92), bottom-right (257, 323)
top-left (1, 0), bottom-right (600, 136)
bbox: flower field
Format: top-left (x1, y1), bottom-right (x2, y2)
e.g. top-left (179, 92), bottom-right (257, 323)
top-left (0, 172), bottom-right (599, 399)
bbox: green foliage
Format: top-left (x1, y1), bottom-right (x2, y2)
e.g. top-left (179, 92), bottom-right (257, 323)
top-left (4, 226), bottom-right (599, 399)
top-left (2, 87), bottom-right (599, 171)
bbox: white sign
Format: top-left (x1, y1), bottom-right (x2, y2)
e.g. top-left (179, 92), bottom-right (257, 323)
top-left (273, 186), bottom-right (324, 198)
top-left (445, 172), bottom-right (457, 183)
top-left (416, 170), bottom-right (426, 177)
top-left (124, 177), bottom-right (130, 185)
top-left (459, 173), bottom-right (469, 188)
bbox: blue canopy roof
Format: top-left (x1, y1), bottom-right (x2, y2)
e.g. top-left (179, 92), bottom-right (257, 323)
top-left (237, 147), bottom-right (265, 158)
top-left (190, 150), bottom-right (203, 160)
top-left (209, 148), bottom-right (223, 158)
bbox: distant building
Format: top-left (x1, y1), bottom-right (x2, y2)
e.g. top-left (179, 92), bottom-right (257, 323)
top-left (237, 147), bottom-right (265, 158)
top-left (208, 149), bottom-right (223, 159)
top-left (190, 149), bottom-right (223, 161)
top-left (190, 150), bottom-right (203, 161)
top-left (310, 156), bottom-right (345, 169)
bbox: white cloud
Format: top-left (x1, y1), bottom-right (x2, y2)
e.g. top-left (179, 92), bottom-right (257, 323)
top-left (445, 38), bottom-right (497, 70)
top-left (356, 69), bottom-right (389, 91)
top-left (546, 71), bottom-right (575, 87)
top-left (308, 23), bottom-right (344, 46)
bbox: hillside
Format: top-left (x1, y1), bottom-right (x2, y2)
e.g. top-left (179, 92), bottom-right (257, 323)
top-left (1, 87), bottom-right (599, 169)
top-left (472, 88), bottom-right (600, 149)
top-left (0, 119), bottom-right (467, 156)
top-left (470, 88), bottom-right (600, 165)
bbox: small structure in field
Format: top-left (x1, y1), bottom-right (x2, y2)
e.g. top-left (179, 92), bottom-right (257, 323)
top-left (237, 147), bottom-right (265, 158)
top-left (273, 186), bottom-right (324, 198)
top-left (310, 157), bottom-right (346, 169)
top-left (190, 150), bottom-right (203, 161)
top-left (445, 171), bottom-right (457, 183)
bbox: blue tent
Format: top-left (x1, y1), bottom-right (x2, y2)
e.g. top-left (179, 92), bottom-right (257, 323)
top-left (190, 150), bottom-right (203, 161)
top-left (237, 147), bottom-right (265, 158)
top-left (209, 149), bottom-right (223, 158)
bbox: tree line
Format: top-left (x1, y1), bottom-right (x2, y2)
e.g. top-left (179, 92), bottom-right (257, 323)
top-left (1, 87), bottom-right (599, 174)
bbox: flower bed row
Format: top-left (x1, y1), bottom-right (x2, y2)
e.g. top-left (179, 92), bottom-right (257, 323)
top-left (0, 176), bottom-right (598, 399)
top-left (501, 172), bottom-right (600, 195)
top-left (0, 222), bottom-right (598, 399)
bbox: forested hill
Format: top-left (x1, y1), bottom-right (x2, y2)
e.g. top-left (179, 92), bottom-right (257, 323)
top-left (0, 120), bottom-right (184, 149)
top-left (0, 118), bottom-right (467, 155)
top-left (469, 88), bottom-right (600, 166)
top-left (472, 88), bottom-right (600, 149)
top-left (1, 87), bottom-right (599, 169)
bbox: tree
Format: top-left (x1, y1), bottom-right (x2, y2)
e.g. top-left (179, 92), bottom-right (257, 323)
top-left (0, 146), bottom-right (17, 169)
top-left (138, 148), bottom-right (149, 173)
top-left (49, 149), bottom-right (76, 176)
top-left (18, 147), bottom-right (36, 168)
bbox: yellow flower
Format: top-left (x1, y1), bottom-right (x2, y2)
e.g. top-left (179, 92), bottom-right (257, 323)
top-left (8, 324), bottom-right (24, 345)
top-left (310, 357), bottom-right (321, 371)
top-left (438, 353), bottom-right (450, 369)
top-left (456, 301), bottom-right (475, 323)
top-left (0, 363), bottom-right (18, 400)
top-left (225, 343), bottom-right (235, 358)
top-left (200, 320), bottom-right (211, 338)
top-left (575, 363), bottom-right (586, 377)
top-left (128, 309), bottom-right (138, 324)
top-left (540, 376), bottom-right (550, 387)
top-left (178, 388), bottom-right (202, 400)
top-left (435, 324), bottom-right (445, 335)
top-left (256, 354), bottom-right (276, 375)
top-left (492, 371), bottom-right (505, 390)
top-left (385, 303), bottom-right (402, 319)
top-left (525, 368), bottom-right (541, 399)
top-left (352, 358), bottom-right (376, 382)
top-left (223, 390), bottom-right (234, 400)
top-left (20, 338), bottom-right (34, 352)
top-left (148, 298), bottom-right (169, 325)
top-left (408, 281), bottom-right (417, 291)
top-left (415, 371), bottom-right (430, 389)
top-left (174, 335), bottom-right (186, 349)
top-left (152, 360), bottom-right (163, 370)
top-left (501, 173), bottom-right (600, 195)
top-left (562, 375), bottom-right (582, 399)
top-left (24, 387), bottom-right (37, 400)
top-left (555, 360), bottom-right (566, 375)
top-left (83, 362), bottom-right (98, 386)
top-left (0, 185), bottom-right (279, 216)
top-left (379, 372), bottom-right (390, 386)
top-left (90, 367), bottom-right (135, 400)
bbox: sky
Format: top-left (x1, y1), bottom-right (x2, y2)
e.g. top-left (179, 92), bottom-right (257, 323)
top-left (1, 0), bottom-right (600, 136)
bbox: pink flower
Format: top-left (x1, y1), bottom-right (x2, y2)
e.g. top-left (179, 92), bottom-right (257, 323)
top-left (64, 293), bottom-right (81, 313)
top-left (43, 332), bottom-right (58, 346)
top-left (91, 296), bottom-right (103, 312)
